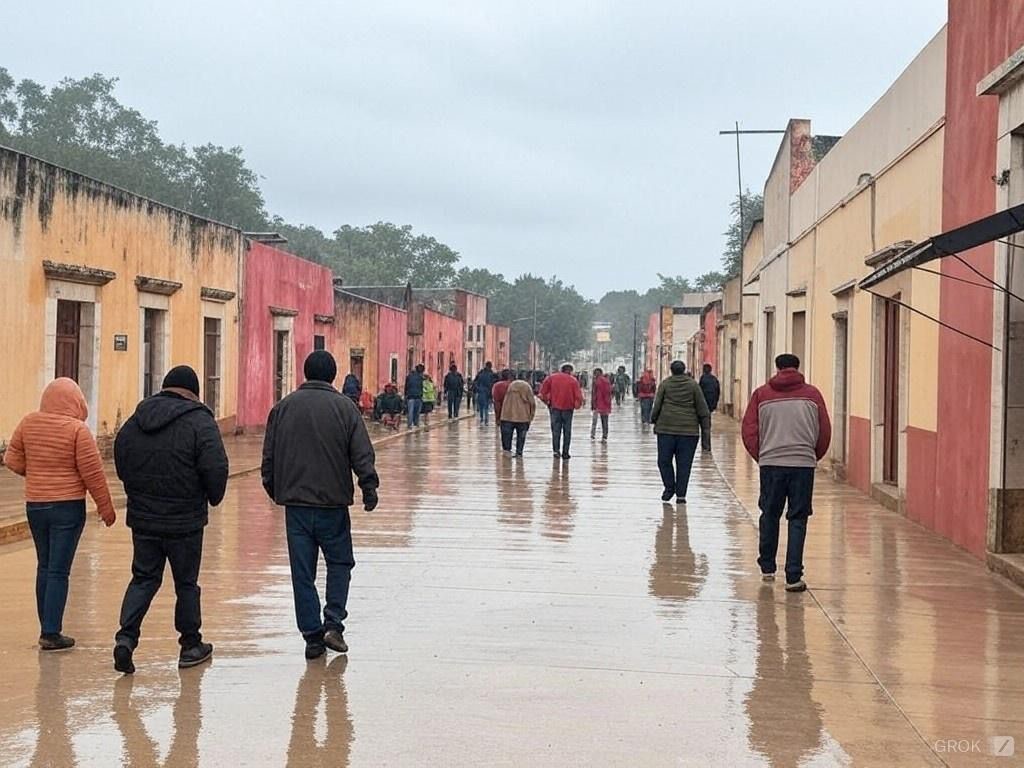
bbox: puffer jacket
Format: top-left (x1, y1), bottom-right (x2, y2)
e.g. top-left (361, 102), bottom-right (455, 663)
top-left (651, 374), bottom-right (710, 436)
top-left (114, 391), bottom-right (228, 536)
top-left (742, 368), bottom-right (831, 467)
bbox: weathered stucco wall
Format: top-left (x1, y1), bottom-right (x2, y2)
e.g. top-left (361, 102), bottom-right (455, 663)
top-left (333, 291), bottom-right (379, 391)
top-left (0, 147), bottom-right (241, 444)
top-left (377, 303), bottom-right (408, 387)
top-left (422, 308), bottom-right (464, 385)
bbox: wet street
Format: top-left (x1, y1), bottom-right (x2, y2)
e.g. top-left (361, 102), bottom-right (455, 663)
top-left (1, 406), bottom-right (1023, 767)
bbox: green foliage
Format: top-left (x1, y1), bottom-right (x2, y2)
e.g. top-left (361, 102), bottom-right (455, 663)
top-left (330, 222), bottom-right (460, 287)
top-left (454, 266), bottom-right (508, 297)
top-left (722, 191), bottom-right (764, 278)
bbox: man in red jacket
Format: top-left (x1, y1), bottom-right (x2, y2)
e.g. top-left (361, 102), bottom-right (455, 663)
top-left (741, 354), bottom-right (831, 593)
top-left (539, 363), bottom-right (584, 460)
top-left (590, 367), bottom-right (613, 441)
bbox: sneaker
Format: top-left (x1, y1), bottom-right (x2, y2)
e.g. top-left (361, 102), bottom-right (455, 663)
top-left (553, 451), bottom-right (561, 458)
top-left (590, 434), bottom-right (595, 440)
top-left (601, 437), bottom-right (608, 443)
top-left (305, 639), bottom-right (326, 660)
top-left (39, 634), bottom-right (75, 652)
top-left (178, 642), bottom-right (214, 669)
top-left (661, 489), bottom-right (674, 502)
top-left (785, 580), bottom-right (807, 593)
top-left (114, 644), bottom-right (136, 674)
top-left (324, 629), bottom-right (348, 654)
top-left (561, 453), bottom-right (571, 461)
top-left (676, 497), bottom-right (687, 505)
top-left (761, 572), bottom-right (776, 583)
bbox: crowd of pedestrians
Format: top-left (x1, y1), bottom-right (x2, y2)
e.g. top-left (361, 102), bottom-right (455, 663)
top-left (2, 345), bottom-right (829, 672)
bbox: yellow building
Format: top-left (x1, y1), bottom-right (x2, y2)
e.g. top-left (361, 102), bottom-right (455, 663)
top-left (0, 147), bottom-right (242, 448)
top-left (737, 218), bottom-right (764, 419)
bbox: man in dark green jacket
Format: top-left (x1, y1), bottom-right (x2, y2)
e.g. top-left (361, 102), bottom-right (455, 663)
top-left (651, 361), bottom-right (710, 503)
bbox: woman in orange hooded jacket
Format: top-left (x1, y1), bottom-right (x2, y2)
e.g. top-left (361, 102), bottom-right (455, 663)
top-left (3, 378), bottom-right (116, 651)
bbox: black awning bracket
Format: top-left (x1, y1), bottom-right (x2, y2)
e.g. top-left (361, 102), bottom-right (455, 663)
top-left (860, 287), bottom-right (1000, 352)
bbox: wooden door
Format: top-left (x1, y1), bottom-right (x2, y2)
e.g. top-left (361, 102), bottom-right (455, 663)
top-left (834, 315), bottom-right (849, 463)
top-left (274, 330), bottom-right (289, 403)
top-left (55, 300), bottom-right (81, 381)
top-left (350, 354), bottom-right (364, 383)
top-left (792, 311), bottom-right (806, 365)
top-left (883, 298), bottom-right (900, 484)
top-left (204, 318), bottom-right (221, 414)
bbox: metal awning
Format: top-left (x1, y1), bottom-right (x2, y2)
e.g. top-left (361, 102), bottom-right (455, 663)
top-left (859, 202), bottom-right (1024, 289)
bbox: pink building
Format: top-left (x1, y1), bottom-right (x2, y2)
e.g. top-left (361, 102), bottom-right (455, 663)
top-left (420, 307), bottom-right (464, 384)
top-left (700, 300), bottom-right (721, 374)
top-left (238, 240), bottom-right (336, 429)
top-left (485, 323), bottom-right (512, 369)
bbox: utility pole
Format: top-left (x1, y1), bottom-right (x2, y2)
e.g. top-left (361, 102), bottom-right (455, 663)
top-left (532, 295), bottom-right (538, 374)
top-left (632, 313), bottom-right (639, 386)
top-left (718, 124), bottom-right (785, 260)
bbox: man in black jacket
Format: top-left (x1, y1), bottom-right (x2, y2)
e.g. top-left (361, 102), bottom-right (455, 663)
top-left (699, 363), bottom-right (722, 453)
top-left (112, 365), bottom-right (228, 674)
top-left (443, 363), bottom-right (465, 419)
top-left (262, 351), bottom-right (379, 659)
top-left (404, 364), bottom-right (424, 428)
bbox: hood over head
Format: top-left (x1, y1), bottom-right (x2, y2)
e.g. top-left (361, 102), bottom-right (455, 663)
top-left (769, 368), bottom-right (807, 392)
top-left (40, 378), bottom-right (88, 420)
top-left (133, 391), bottom-right (209, 434)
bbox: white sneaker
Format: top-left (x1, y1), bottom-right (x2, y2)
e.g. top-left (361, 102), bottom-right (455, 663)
top-left (785, 580), bottom-right (807, 593)
top-left (761, 573), bottom-right (776, 583)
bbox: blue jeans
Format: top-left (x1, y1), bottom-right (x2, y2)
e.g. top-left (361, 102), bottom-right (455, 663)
top-left (656, 434), bottom-right (699, 499)
top-left (477, 391), bottom-right (491, 423)
top-left (448, 395), bottom-right (462, 418)
top-left (27, 500), bottom-right (86, 636)
top-left (550, 409), bottom-right (575, 456)
top-left (407, 398), bottom-right (422, 428)
top-left (757, 466), bottom-right (814, 584)
top-left (285, 507), bottom-right (355, 638)
top-left (640, 398), bottom-right (654, 424)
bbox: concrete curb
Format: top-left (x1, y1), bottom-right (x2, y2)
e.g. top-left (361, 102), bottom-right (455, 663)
top-left (0, 412), bottom-right (476, 546)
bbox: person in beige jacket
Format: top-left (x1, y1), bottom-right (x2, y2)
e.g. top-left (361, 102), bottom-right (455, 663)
top-left (499, 376), bottom-right (537, 457)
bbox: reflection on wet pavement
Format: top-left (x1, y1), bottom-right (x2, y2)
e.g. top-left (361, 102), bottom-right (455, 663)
top-left (0, 406), bottom-right (1022, 765)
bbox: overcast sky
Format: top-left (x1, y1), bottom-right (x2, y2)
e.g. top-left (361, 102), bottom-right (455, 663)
top-left (7, 1), bottom-right (946, 298)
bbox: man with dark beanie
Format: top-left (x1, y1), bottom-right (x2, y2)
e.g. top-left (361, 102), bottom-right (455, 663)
top-left (262, 351), bottom-right (379, 659)
top-left (112, 364), bottom-right (229, 674)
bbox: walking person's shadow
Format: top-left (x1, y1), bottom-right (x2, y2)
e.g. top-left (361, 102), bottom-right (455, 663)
top-left (542, 460), bottom-right (576, 541)
top-left (30, 656), bottom-right (75, 768)
top-left (648, 504), bottom-right (708, 607)
top-left (286, 655), bottom-right (353, 768)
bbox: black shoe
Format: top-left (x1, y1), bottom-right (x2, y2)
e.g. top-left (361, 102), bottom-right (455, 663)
top-left (305, 639), bottom-right (327, 660)
top-left (39, 633), bottom-right (75, 652)
top-left (561, 453), bottom-right (571, 460)
top-left (324, 629), bottom-right (348, 654)
top-left (661, 489), bottom-right (674, 502)
top-left (785, 580), bottom-right (808, 593)
top-left (677, 497), bottom-right (687, 505)
top-left (553, 451), bottom-right (561, 458)
top-left (178, 642), bottom-right (213, 669)
top-left (114, 644), bottom-right (135, 674)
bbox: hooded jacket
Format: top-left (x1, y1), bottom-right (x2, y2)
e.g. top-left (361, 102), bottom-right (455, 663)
top-left (742, 369), bottom-right (831, 467)
top-left (591, 376), bottom-right (613, 415)
top-left (3, 378), bottom-right (115, 520)
top-left (699, 373), bottom-right (721, 411)
top-left (114, 391), bottom-right (228, 535)
top-left (404, 370), bottom-right (424, 400)
top-left (636, 373), bottom-right (657, 400)
top-left (443, 370), bottom-right (465, 398)
top-left (651, 374), bottom-right (710, 436)
top-left (500, 380), bottom-right (537, 423)
top-left (342, 374), bottom-right (361, 399)
top-left (475, 367), bottom-right (497, 395)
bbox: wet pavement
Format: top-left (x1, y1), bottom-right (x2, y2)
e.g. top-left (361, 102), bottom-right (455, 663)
top-left (1, 406), bottom-right (1022, 766)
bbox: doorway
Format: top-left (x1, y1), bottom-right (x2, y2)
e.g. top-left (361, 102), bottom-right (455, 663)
top-left (204, 317), bottom-right (221, 415)
top-left (882, 297), bottom-right (901, 484)
top-left (833, 313), bottom-right (849, 465)
top-left (55, 300), bottom-right (81, 380)
top-left (791, 311), bottom-right (806, 365)
top-left (764, 310), bottom-right (776, 381)
top-left (274, 330), bottom-right (290, 403)
top-left (747, 340), bottom-right (754, 399)
top-left (350, 353), bottom-right (364, 383)
top-left (142, 308), bottom-right (167, 398)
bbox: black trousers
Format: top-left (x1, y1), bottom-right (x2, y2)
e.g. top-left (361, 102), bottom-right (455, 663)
top-left (549, 409), bottom-right (574, 456)
top-left (501, 421), bottom-right (530, 454)
top-left (757, 466), bottom-right (814, 584)
top-left (116, 529), bottom-right (204, 649)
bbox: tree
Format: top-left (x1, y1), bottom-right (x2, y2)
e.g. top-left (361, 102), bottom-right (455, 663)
top-left (722, 191), bottom-right (764, 278)
top-left (454, 267), bottom-right (508, 297)
top-left (330, 222), bottom-right (459, 287)
top-left (694, 270), bottom-right (727, 291)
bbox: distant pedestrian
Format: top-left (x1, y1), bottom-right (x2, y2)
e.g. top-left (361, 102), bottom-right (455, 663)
top-left (579, 370), bottom-right (589, 391)
top-left (651, 361), bottom-right (709, 504)
top-left (637, 369), bottom-right (657, 425)
top-left (466, 377), bottom-right (476, 411)
top-left (113, 365), bottom-right (228, 673)
top-left (443, 364), bottom-right (465, 419)
top-left (342, 373), bottom-right (361, 406)
top-left (613, 366), bottom-right (631, 406)
top-left (376, 383), bottom-right (404, 430)
top-left (492, 369), bottom-right (512, 424)
top-left (475, 362), bottom-right (498, 425)
top-left (539, 363), bottom-right (584, 460)
top-left (699, 364), bottom-right (721, 453)
top-left (2, 378), bottom-right (117, 652)
top-left (742, 354), bottom-right (831, 593)
top-left (262, 351), bottom-right (379, 659)
top-left (590, 367), bottom-right (612, 441)
top-left (422, 374), bottom-right (437, 420)
top-left (500, 375), bottom-right (537, 457)
top-left (404, 364), bottom-right (425, 428)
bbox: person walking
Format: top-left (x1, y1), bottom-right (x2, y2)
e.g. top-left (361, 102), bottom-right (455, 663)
top-left (341, 373), bottom-right (361, 406)
top-left (500, 375), bottom-right (537, 457)
top-left (651, 361), bottom-right (709, 504)
top-left (613, 366), bottom-right (631, 407)
top-left (637, 369), bottom-right (657, 425)
top-left (475, 362), bottom-right (497, 426)
top-left (742, 354), bottom-right (831, 593)
top-left (590, 367), bottom-right (612, 441)
top-left (113, 365), bottom-right (229, 673)
top-left (262, 351), bottom-right (379, 659)
top-left (539, 364), bottom-right (584, 460)
top-left (443, 364), bottom-right (465, 419)
top-left (404, 364), bottom-right (425, 428)
top-left (421, 374), bottom-right (437, 422)
top-left (492, 369), bottom-right (512, 425)
top-left (2, 378), bottom-right (117, 651)
top-left (699, 364), bottom-right (721, 453)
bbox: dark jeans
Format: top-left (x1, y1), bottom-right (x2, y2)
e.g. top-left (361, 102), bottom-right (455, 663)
top-left (590, 412), bottom-right (609, 439)
top-left (656, 434), bottom-right (699, 499)
top-left (550, 409), bottom-right (575, 455)
top-left (640, 398), bottom-right (654, 424)
top-left (448, 395), bottom-right (462, 418)
top-left (285, 506), bottom-right (355, 639)
top-left (406, 398), bottom-right (422, 428)
top-left (27, 500), bottom-right (86, 636)
top-left (501, 421), bottom-right (530, 454)
top-left (757, 466), bottom-right (814, 583)
top-left (614, 390), bottom-right (624, 405)
top-left (117, 529), bottom-right (204, 649)
top-left (701, 413), bottom-right (713, 451)
top-left (478, 391), bottom-right (492, 424)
